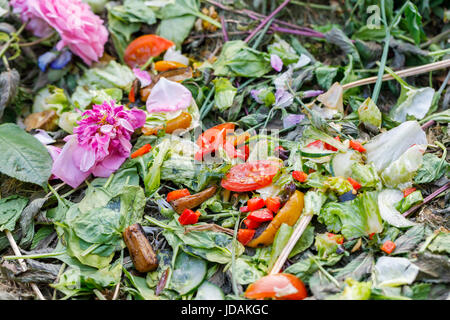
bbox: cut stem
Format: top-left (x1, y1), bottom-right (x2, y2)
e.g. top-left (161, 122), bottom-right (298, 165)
top-left (269, 214), bottom-right (313, 274)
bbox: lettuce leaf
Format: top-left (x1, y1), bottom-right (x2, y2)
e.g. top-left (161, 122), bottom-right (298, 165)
top-left (319, 191), bottom-right (383, 239)
top-left (380, 144), bottom-right (425, 189)
top-left (365, 120), bottom-right (427, 172)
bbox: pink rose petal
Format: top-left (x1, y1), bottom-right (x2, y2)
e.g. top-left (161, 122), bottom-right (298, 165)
top-left (270, 54), bottom-right (283, 72)
top-left (146, 78), bottom-right (192, 113)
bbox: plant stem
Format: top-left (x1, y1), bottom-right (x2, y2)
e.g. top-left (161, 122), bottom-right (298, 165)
top-left (244, 0), bottom-right (292, 43)
top-left (0, 22), bottom-right (27, 59)
top-left (310, 255), bottom-right (341, 288)
top-left (403, 182), bottom-right (450, 217)
top-left (140, 56), bottom-right (154, 71)
top-left (251, 17), bottom-right (275, 49)
top-left (230, 210), bottom-right (240, 296)
top-left (3, 251), bottom-right (66, 260)
top-left (371, 0), bottom-right (390, 105)
top-left (220, 15), bottom-right (228, 42)
top-left (290, 0), bottom-right (333, 10)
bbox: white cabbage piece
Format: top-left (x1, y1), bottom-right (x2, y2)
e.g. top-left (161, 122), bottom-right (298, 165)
top-left (377, 189), bottom-right (417, 228)
top-left (381, 144), bottom-right (425, 189)
top-left (365, 121), bottom-right (427, 172)
top-left (390, 86), bottom-right (435, 122)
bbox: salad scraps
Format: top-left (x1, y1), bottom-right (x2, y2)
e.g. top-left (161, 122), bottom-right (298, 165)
top-left (0, 0), bottom-right (449, 302)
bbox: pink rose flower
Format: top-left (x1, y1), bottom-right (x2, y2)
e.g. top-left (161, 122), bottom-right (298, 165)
top-left (52, 100), bottom-right (146, 188)
top-left (10, 0), bottom-right (53, 37)
top-left (10, 0), bottom-right (108, 65)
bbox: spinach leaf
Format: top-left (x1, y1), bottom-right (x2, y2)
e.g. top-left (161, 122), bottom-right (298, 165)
top-left (170, 251), bottom-right (207, 295)
top-left (428, 232), bottom-right (450, 254)
top-left (158, 15), bottom-right (197, 47)
top-left (212, 78), bottom-right (237, 111)
top-left (0, 123), bottom-right (53, 188)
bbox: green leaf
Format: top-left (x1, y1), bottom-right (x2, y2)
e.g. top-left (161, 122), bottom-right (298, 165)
top-left (212, 78), bottom-right (237, 111)
top-left (170, 251), bottom-right (207, 295)
top-left (315, 65), bottom-right (338, 89)
top-left (428, 232), bottom-right (450, 254)
top-left (0, 195), bottom-right (28, 232)
top-left (414, 153), bottom-right (449, 184)
top-left (393, 225), bottom-right (429, 255)
top-left (289, 225), bottom-right (315, 258)
top-left (404, 2), bottom-right (425, 45)
top-left (30, 226), bottom-right (54, 250)
top-left (158, 15), bottom-right (197, 47)
top-left (0, 123), bottom-right (53, 187)
top-left (335, 252), bottom-right (374, 281)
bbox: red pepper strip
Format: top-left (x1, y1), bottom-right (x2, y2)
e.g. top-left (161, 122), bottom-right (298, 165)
top-left (247, 208), bottom-right (273, 222)
top-left (292, 171), bottom-right (308, 182)
top-left (178, 209), bottom-right (201, 225)
top-left (236, 144), bottom-right (249, 161)
top-left (166, 188), bottom-right (191, 202)
top-left (243, 218), bottom-right (261, 229)
top-left (369, 233), bottom-right (375, 240)
top-left (130, 144), bottom-right (152, 159)
top-left (403, 187), bottom-right (416, 197)
top-left (347, 177), bottom-right (362, 191)
top-left (238, 229), bottom-right (255, 245)
top-left (247, 197), bottom-right (265, 211)
top-left (306, 140), bottom-right (325, 149)
top-left (381, 240), bottom-right (396, 254)
top-left (129, 86), bottom-right (136, 103)
top-left (349, 140), bottom-right (366, 153)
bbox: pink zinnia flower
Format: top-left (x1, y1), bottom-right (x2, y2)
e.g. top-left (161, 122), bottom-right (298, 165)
top-left (52, 101), bottom-right (146, 188)
top-left (10, 0), bottom-right (108, 65)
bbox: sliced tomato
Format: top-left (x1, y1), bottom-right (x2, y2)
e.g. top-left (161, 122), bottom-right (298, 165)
top-left (167, 189), bottom-right (191, 202)
top-left (243, 218), bottom-right (261, 229)
top-left (349, 140), bottom-right (366, 153)
top-left (195, 123), bottom-right (235, 160)
top-left (238, 229), bottom-right (255, 246)
top-left (196, 122), bottom-right (235, 149)
top-left (178, 209), bottom-right (201, 225)
top-left (265, 197), bottom-right (281, 213)
top-left (221, 160), bottom-right (281, 192)
top-left (347, 177), bottom-right (362, 191)
top-left (124, 35), bottom-right (174, 68)
top-left (236, 144), bottom-right (249, 161)
top-left (247, 208), bottom-right (273, 222)
top-left (247, 197), bottom-right (265, 211)
top-left (403, 187), bottom-right (416, 197)
top-left (292, 170), bottom-right (308, 182)
top-left (306, 140), bottom-right (325, 149)
top-left (245, 273), bottom-right (307, 300)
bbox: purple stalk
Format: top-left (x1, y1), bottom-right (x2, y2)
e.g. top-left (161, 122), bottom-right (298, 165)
top-left (403, 182), bottom-right (450, 217)
top-left (220, 15), bottom-right (229, 42)
top-left (244, 0), bottom-right (292, 43)
top-left (271, 25), bottom-right (325, 38)
top-left (421, 120), bottom-right (435, 130)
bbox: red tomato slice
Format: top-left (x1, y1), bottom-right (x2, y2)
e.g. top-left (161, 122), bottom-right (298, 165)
top-left (221, 160), bottom-right (281, 192)
top-left (247, 208), bottom-right (274, 222)
top-left (245, 273), bottom-right (307, 300)
top-left (243, 218), bottom-right (261, 229)
top-left (265, 197), bottom-right (281, 213)
top-left (124, 35), bottom-right (174, 68)
top-left (247, 197), bottom-right (265, 211)
top-left (238, 229), bottom-right (255, 246)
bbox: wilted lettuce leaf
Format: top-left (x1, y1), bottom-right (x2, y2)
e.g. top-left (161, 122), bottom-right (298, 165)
top-left (377, 189), bottom-right (417, 228)
top-left (319, 191), bottom-right (383, 239)
top-left (358, 97), bottom-right (382, 128)
top-left (337, 278), bottom-right (371, 300)
top-left (373, 257), bottom-right (419, 287)
top-left (351, 163), bottom-right (382, 189)
top-left (381, 144), bottom-right (425, 189)
top-left (33, 85), bottom-right (71, 115)
top-left (267, 35), bottom-right (300, 65)
top-left (428, 231), bottom-right (450, 254)
top-left (395, 190), bottom-right (423, 213)
top-left (365, 120), bottom-right (427, 172)
top-left (414, 152), bottom-right (449, 184)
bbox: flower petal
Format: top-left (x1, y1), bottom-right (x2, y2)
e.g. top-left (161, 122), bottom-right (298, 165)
top-left (146, 78), bottom-right (192, 113)
top-left (270, 54), bottom-right (283, 72)
top-left (52, 136), bottom-right (90, 188)
top-left (133, 68), bottom-right (152, 87)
